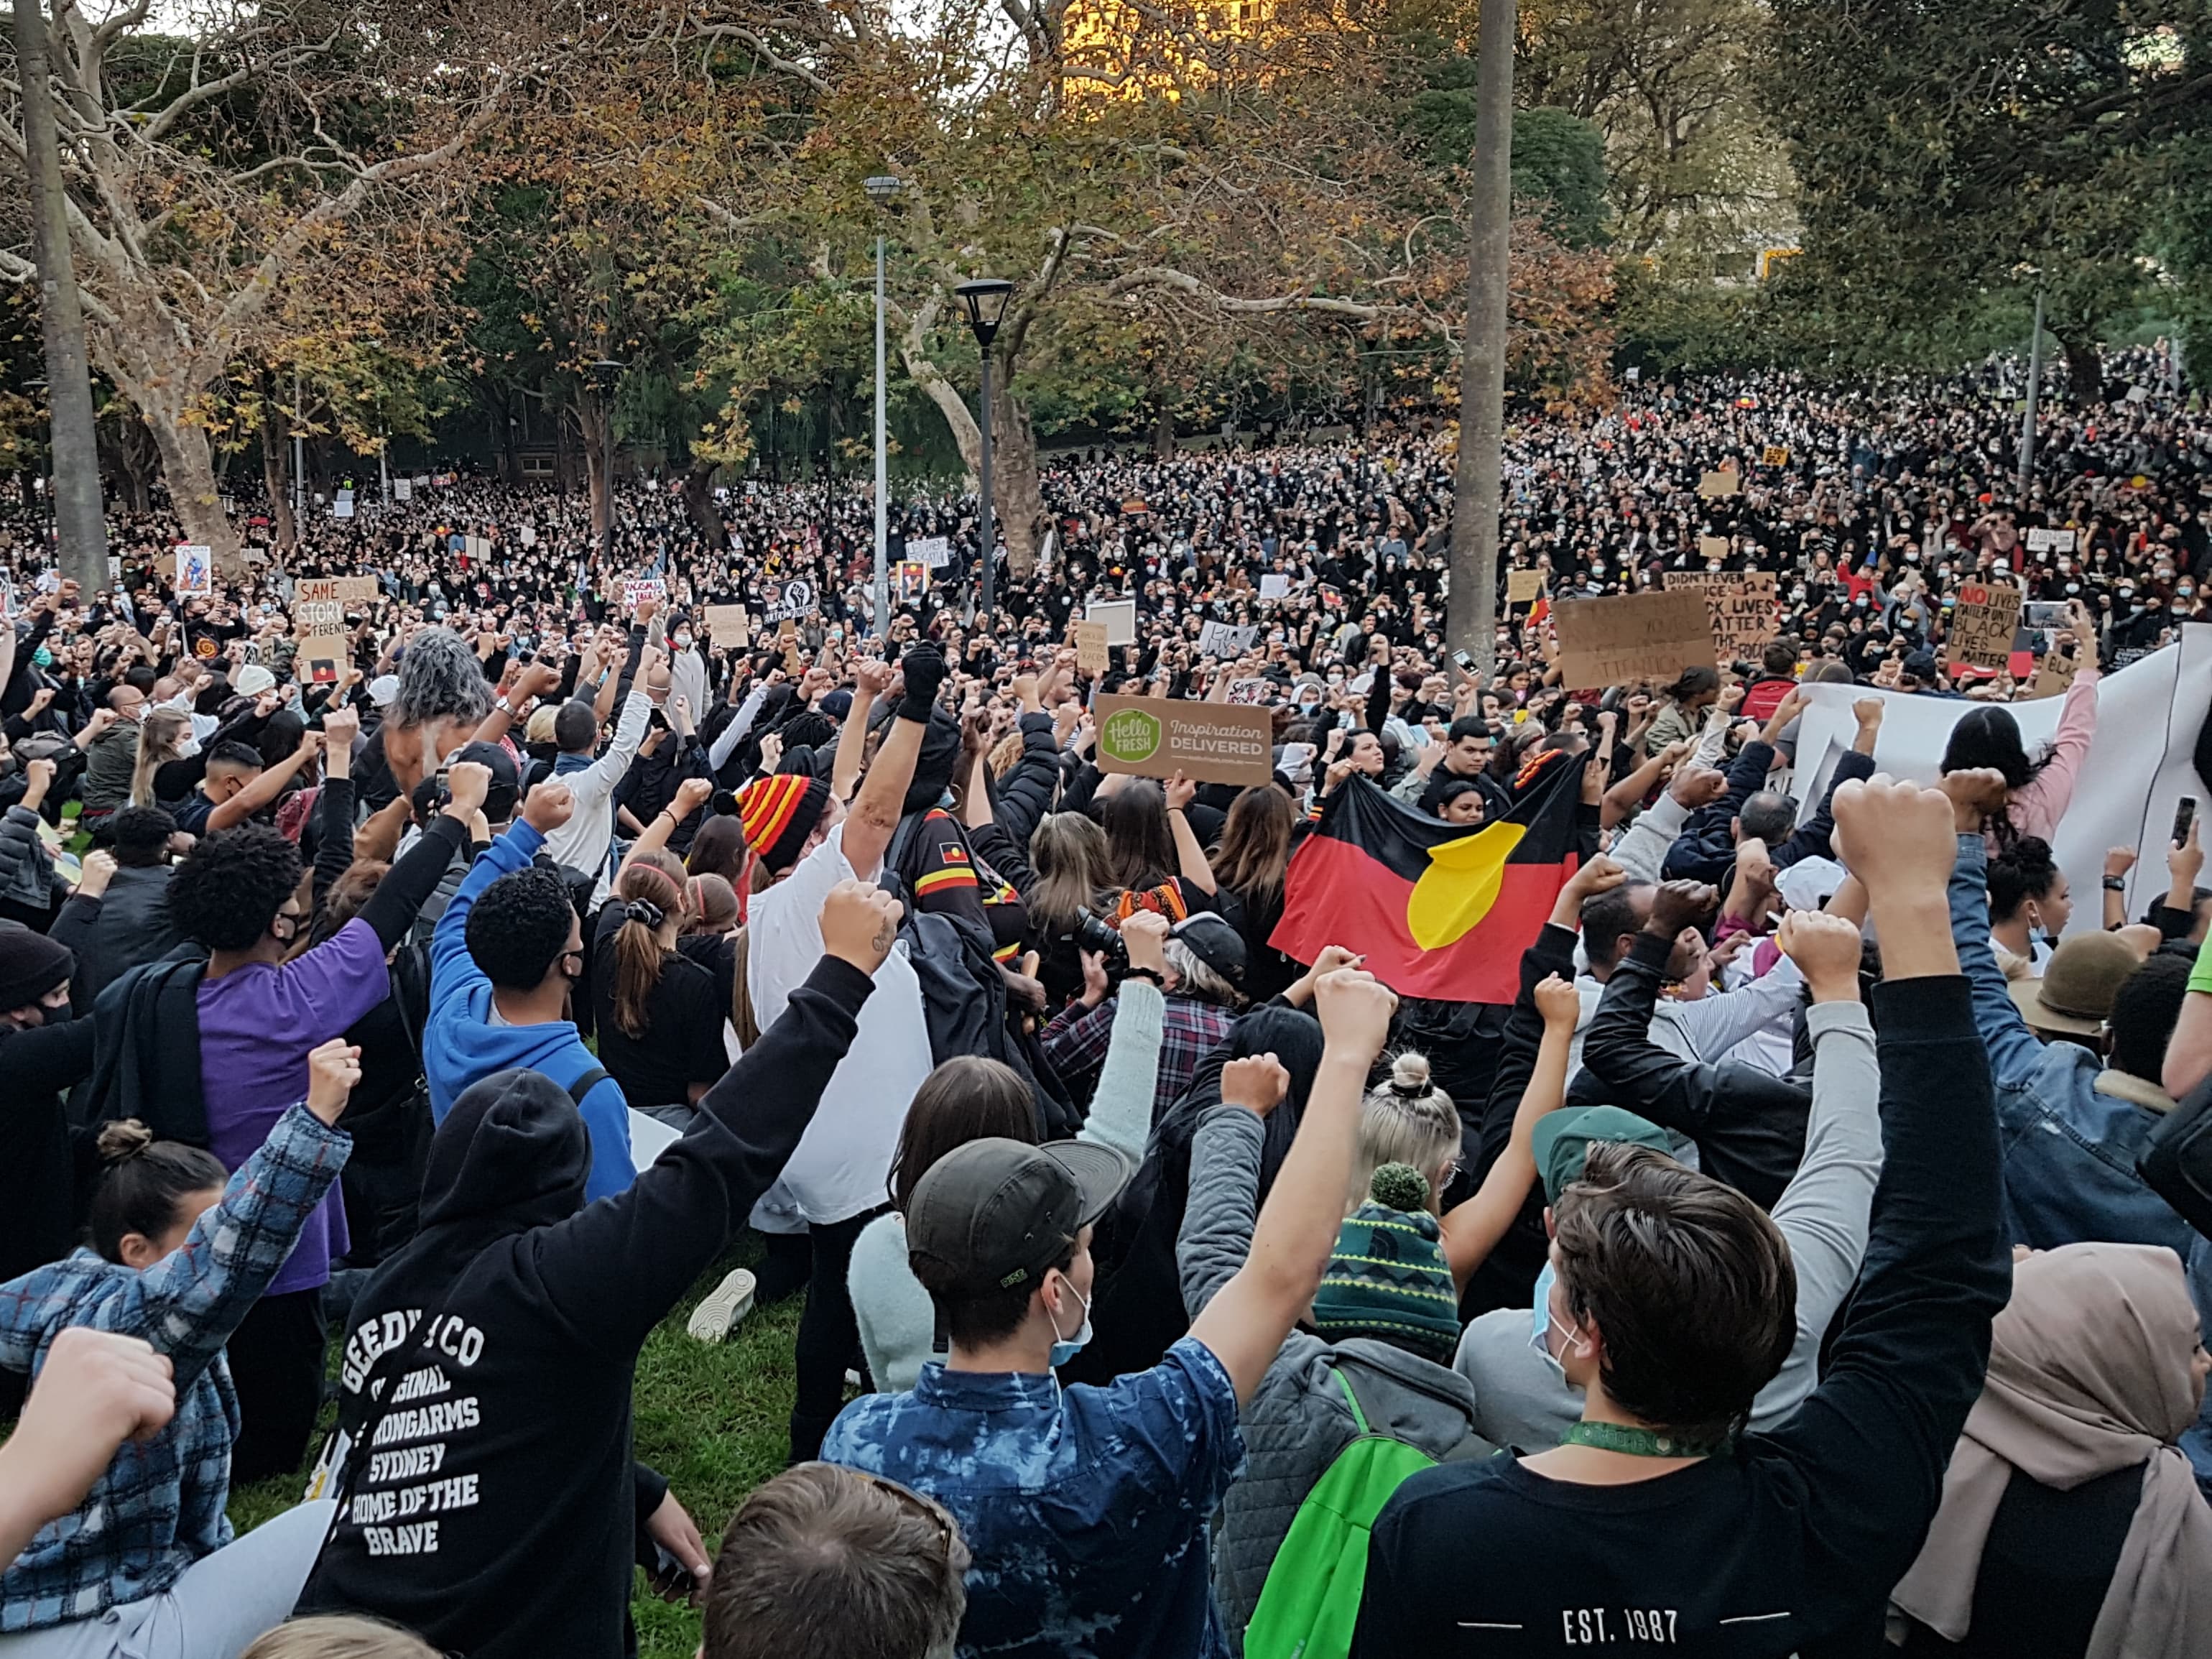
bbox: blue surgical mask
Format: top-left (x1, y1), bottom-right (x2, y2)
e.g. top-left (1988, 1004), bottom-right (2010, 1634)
top-left (1047, 1276), bottom-right (1093, 1368)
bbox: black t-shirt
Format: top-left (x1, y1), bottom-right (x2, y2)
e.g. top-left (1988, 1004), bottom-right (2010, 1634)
top-left (588, 904), bottom-right (728, 1109)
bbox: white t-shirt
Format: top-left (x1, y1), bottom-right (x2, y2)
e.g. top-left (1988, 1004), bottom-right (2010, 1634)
top-left (746, 822), bottom-right (934, 1226)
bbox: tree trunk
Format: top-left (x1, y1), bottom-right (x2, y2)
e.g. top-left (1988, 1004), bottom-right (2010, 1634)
top-left (259, 384), bottom-right (297, 550)
top-left (139, 398), bottom-right (240, 573)
top-left (1448, 0), bottom-right (1514, 676)
top-left (680, 456), bottom-right (724, 549)
top-left (14, 0), bottom-right (107, 590)
top-left (577, 391), bottom-right (613, 551)
top-left (2058, 335), bottom-right (2104, 407)
top-left (1153, 407), bottom-right (1176, 456)
top-left (991, 374), bottom-right (1047, 581)
top-left (116, 414), bottom-right (157, 512)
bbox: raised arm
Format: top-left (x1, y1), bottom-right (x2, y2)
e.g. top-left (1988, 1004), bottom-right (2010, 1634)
top-left (208, 731), bottom-right (323, 833)
top-left (1075, 911), bottom-right (1172, 1164)
top-left (1440, 975), bottom-right (1578, 1289)
top-left (527, 883), bottom-right (897, 1352)
top-left (1165, 772), bottom-right (1218, 896)
top-left (1175, 1064), bottom-right (1282, 1318)
top-left (1940, 769), bottom-right (2045, 1091)
top-left (841, 644), bottom-right (945, 879)
top-left (1188, 968), bottom-right (1396, 1407)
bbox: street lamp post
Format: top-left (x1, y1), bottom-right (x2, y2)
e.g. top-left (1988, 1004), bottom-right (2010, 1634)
top-left (954, 278), bottom-right (1014, 619)
top-left (2017, 287), bottom-right (2045, 507)
top-left (865, 175), bottom-right (903, 640)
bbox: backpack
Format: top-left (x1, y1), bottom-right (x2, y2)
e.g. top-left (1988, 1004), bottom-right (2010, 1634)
top-left (2140, 1073), bottom-right (2212, 1239)
top-left (75, 953), bottom-right (211, 1144)
top-left (1243, 1366), bottom-right (1438, 1659)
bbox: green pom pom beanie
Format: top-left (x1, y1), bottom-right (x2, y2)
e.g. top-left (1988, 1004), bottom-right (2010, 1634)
top-left (1308, 1163), bottom-right (1461, 1362)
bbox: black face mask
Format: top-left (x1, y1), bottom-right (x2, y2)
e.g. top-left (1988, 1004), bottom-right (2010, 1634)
top-left (35, 1000), bottom-right (73, 1027)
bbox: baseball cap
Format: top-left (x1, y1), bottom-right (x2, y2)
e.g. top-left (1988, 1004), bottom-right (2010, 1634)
top-left (451, 739), bottom-right (522, 824)
top-left (368, 674), bottom-right (401, 709)
top-left (1532, 1106), bottom-right (1676, 1206)
top-left (1170, 911), bottom-right (1247, 986)
top-left (2009, 932), bottom-right (2143, 1037)
top-left (907, 1137), bottom-right (1130, 1298)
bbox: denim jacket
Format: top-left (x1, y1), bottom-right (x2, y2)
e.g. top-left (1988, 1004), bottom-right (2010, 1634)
top-left (823, 1337), bottom-right (1245, 1659)
top-left (1950, 833), bottom-right (2212, 1489)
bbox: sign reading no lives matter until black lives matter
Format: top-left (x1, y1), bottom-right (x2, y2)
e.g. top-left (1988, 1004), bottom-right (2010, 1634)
top-left (1093, 694), bottom-right (1275, 787)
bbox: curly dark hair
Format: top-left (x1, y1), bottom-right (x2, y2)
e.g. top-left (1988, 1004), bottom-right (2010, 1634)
top-left (166, 824), bottom-right (304, 951)
top-left (465, 865), bottom-right (578, 991)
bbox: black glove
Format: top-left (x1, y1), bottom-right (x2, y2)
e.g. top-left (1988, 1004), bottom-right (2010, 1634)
top-left (898, 644), bottom-right (948, 724)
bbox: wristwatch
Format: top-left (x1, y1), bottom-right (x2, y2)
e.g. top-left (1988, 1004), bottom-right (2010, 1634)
top-left (2104, 875), bottom-right (2127, 892)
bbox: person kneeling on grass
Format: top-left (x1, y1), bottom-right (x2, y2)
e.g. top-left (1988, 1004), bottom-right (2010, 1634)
top-left (1351, 777), bottom-right (2014, 1656)
top-left (0, 1040), bottom-right (361, 1659)
top-left (823, 965), bottom-right (1404, 1659)
top-left (298, 879), bottom-right (904, 1659)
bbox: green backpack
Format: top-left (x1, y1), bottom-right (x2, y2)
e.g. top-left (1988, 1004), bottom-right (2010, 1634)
top-left (1243, 1365), bottom-right (1437, 1659)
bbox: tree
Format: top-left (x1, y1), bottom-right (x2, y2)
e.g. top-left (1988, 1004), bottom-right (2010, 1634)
top-left (0, 0), bottom-right (570, 572)
top-left (1763, 0), bottom-right (2212, 392)
top-left (1449, 0), bottom-right (1513, 673)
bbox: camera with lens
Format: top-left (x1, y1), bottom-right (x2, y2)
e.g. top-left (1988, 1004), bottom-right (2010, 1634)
top-left (1065, 906), bottom-right (1128, 974)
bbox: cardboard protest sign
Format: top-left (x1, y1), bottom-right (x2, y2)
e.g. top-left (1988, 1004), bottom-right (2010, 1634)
top-left (908, 535), bottom-right (952, 570)
top-left (1094, 694), bottom-right (1274, 787)
top-left (2022, 657), bottom-right (2078, 701)
top-left (1506, 568), bottom-right (1544, 606)
top-left (292, 578), bottom-right (348, 633)
top-left (1698, 535), bottom-right (1730, 563)
top-left (1553, 590), bottom-right (1715, 688)
top-left (778, 619), bottom-right (803, 674)
top-left (1697, 469), bottom-right (1741, 499)
top-left (705, 605), bottom-right (750, 647)
top-left (1087, 599), bottom-right (1138, 647)
top-left (1761, 445), bottom-right (1791, 467)
top-left (764, 578), bottom-right (816, 624)
top-left (300, 632), bottom-right (348, 687)
top-left (333, 576), bottom-right (380, 607)
top-left (174, 545), bottom-right (213, 596)
top-left (1197, 619), bottom-right (1259, 658)
top-left (1663, 570), bottom-right (1777, 656)
top-left (1074, 620), bottom-right (1111, 675)
top-left (1948, 581), bottom-right (2024, 673)
top-left (1259, 574), bottom-right (1290, 601)
top-left (1226, 678), bottom-right (1274, 706)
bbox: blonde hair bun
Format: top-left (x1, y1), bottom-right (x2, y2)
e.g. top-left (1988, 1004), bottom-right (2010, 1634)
top-left (95, 1119), bottom-right (154, 1163)
top-left (1387, 1051), bottom-right (1434, 1099)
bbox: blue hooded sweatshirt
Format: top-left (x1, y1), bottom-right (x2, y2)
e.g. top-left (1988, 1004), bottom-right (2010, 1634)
top-left (424, 818), bottom-right (637, 1201)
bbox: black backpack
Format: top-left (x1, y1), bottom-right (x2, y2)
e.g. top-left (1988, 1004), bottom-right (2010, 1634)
top-left (879, 814), bottom-right (1078, 1137)
top-left (75, 952), bottom-right (212, 1144)
top-left (2140, 1075), bottom-right (2212, 1242)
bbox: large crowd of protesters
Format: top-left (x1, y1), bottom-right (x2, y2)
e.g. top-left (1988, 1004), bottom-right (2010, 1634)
top-left (0, 348), bottom-right (2211, 1659)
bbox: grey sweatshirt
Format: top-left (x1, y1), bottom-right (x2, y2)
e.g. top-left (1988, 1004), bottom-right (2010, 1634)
top-left (1455, 997), bottom-right (1883, 1451)
top-left (1179, 1105), bottom-right (1491, 1653)
top-left (846, 979), bottom-right (1167, 1393)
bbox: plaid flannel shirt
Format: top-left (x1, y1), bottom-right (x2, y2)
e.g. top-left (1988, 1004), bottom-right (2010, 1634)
top-left (0, 1105), bottom-right (348, 1633)
top-left (1042, 992), bottom-right (1236, 1124)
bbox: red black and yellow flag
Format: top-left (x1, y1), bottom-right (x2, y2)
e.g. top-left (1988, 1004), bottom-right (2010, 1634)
top-left (1271, 753), bottom-right (1583, 1003)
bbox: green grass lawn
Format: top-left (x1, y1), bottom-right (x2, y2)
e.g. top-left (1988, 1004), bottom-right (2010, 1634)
top-left (227, 1238), bottom-right (807, 1659)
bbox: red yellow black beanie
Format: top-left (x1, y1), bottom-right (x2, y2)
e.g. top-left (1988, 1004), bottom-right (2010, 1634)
top-left (736, 773), bottom-right (833, 872)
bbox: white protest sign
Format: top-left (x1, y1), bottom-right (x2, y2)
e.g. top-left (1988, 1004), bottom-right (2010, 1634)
top-left (622, 577), bottom-right (666, 611)
top-left (392, 478), bottom-right (412, 503)
top-left (1088, 598), bottom-right (1138, 647)
top-left (1259, 574), bottom-right (1290, 601)
top-left (1197, 619), bottom-right (1259, 658)
top-left (174, 545), bottom-right (213, 596)
top-left (908, 535), bottom-right (952, 570)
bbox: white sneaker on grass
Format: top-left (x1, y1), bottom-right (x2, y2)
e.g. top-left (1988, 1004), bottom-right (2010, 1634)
top-left (687, 1268), bottom-right (757, 1342)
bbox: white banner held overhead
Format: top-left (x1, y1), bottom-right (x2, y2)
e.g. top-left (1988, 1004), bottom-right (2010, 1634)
top-left (908, 535), bottom-right (952, 570)
top-left (1791, 627), bottom-right (2212, 936)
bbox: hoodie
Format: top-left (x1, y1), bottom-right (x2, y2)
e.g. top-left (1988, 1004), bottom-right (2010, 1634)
top-left (422, 819), bottom-right (636, 1202)
top-left (300, 953), bottom-right (876, 1659)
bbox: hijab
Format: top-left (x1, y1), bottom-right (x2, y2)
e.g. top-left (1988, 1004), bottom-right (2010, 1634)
top-left (1891, 1243), bottom-right (2212, 1658)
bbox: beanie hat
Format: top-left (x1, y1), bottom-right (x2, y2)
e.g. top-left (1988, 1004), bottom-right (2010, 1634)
top-left (736, 773), bottom-right (833, 873)
top-left (0, 923), bottom-right (74, 1013)
top-left (1308, 1164), bottom-right (1461, 1362)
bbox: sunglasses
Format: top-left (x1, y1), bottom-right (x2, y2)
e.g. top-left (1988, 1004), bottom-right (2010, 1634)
top-left (845, 1468), bottom-right (971, 1574)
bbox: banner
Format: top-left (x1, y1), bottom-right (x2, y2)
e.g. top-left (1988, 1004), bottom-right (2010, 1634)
top-left (1094, 694), bottom-right (1274, 787)
top-left (1553, 590), bottom-right (1713, 688)
top-left (1790, 629), bottom-right (2212, 938)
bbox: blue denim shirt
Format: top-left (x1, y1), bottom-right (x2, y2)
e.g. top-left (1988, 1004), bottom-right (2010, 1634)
top-left (1950, 833), bottom-right (2212, 1487)
top-left (824, 1336), bottom-right (1245, 1659)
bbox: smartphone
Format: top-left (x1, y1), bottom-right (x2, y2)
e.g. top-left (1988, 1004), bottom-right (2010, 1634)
top-left (2023, 601), bottom-right (2068, 629)
top-left (2175, 797), bottom-right (2198, 847)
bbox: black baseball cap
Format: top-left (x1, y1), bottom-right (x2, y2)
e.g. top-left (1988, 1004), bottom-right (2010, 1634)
top-left (907, 1137), bottom-right (1130, 1298)
top-left (453, 739), bottom-right (521, 823)
top-left (1170, 911), bottom-right (1248, 986)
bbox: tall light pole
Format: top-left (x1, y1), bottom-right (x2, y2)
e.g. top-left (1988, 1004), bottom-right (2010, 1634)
top-left (865, 175), bottom-right (903, 639)
top-left (955, 278), bottom-right (1014, 619)
top-left (13, 0), bottom-right (107, 590)
top-left (2017, 286), bottom-right (2046, 507)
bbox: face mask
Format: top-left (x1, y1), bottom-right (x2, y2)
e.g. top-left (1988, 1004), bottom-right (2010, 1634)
top-left (1046, 1274), bottom-right (1093, 1368)
top-left (35, 999), bottom-right (73, 1027)
top-left (672, 631), bottom-right (693, 649)
top-left (1527, 1261), bottom-right (1573, 1379)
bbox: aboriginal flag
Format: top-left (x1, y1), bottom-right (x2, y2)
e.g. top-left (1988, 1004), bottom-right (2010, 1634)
top-left (1271, 752), bottom-right (1583, 1004)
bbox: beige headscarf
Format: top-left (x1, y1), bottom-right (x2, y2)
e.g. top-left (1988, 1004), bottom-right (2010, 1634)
top-left (1891, 1244), bottom-right (2212, 1658)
